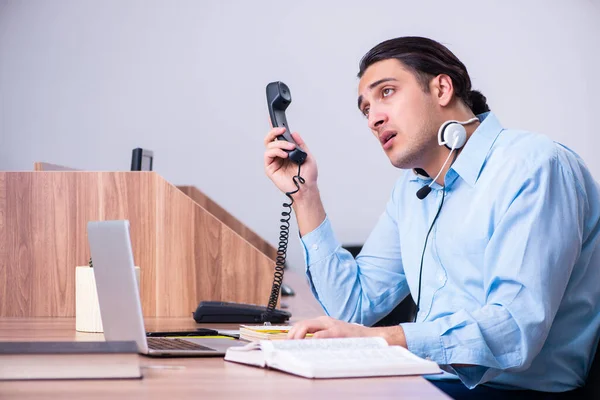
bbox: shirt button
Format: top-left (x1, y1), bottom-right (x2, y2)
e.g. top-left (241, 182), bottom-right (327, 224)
top-left (437, 273), bottom-right (445, 283)
top-left (311, 244), bottom-right (319, 250)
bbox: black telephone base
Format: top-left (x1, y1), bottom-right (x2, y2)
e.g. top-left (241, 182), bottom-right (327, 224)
top-left (193, 301), bottom-right (291, 324)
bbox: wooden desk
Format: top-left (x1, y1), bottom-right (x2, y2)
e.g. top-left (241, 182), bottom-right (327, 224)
top-left (0, 271), bottom-right (449, 399)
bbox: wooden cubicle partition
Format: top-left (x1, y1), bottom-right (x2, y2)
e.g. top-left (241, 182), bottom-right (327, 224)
top-left (33, 162), bottom-right (277, 261)
top-left (0, 171), bottom-right (276, 318)
top-left (177, 186), bottom-right (277, 261)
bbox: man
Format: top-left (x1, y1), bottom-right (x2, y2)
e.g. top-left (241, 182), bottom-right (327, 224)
top-left (263, 37), bottom-right (600, 398)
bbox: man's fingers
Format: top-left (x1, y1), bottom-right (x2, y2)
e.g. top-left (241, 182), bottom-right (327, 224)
top-left (264, 127), bottom-right (287, 146)
top-left (264, 149), bottom-right (288, 164)
top-left (288, 323), bottom-right (312, 340)
top-left (267, 140), bottom-right (296, 151)
top-left (312, 329), bottom-right (336, 339)
top-left (287, 319), bottom-right (327, 340)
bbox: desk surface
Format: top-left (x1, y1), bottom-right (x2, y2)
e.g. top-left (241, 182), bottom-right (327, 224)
top-left (0, 271), bottom-right (449, 399)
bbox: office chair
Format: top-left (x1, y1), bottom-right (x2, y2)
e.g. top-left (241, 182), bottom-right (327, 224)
top-left (280, 262), bottom-right (295, 296)
top-left (580, 339), bottom-right (600, 399)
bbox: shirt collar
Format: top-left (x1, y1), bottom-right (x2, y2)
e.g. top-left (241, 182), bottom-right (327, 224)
top-left (409, 112), bottom-right (504, 186)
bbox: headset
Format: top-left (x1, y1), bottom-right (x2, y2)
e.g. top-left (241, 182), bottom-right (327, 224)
top-left (413, 117), bottom-right (479, 322)
top-left (415, 117), bottom-right (478, 200)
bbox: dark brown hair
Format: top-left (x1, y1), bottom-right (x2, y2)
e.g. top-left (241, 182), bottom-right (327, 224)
top-left (358, 37), bottom-right (490, 115)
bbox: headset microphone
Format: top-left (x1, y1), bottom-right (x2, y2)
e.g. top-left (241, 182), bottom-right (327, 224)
top-left (415, 137), bottom-right (458, 200)
top-left (416, 185), bottom-right (432, 200)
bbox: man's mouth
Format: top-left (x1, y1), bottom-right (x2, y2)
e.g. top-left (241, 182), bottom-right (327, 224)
top-left (380, 131), bottom-right (397, 149)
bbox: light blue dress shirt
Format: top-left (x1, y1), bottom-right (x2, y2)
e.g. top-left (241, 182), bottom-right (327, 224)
top-left (299, 112), bottom-right (600, 392)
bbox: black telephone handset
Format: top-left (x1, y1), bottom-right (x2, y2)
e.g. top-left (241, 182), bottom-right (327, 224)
top-left (266, 81), bottom-right (307, 165)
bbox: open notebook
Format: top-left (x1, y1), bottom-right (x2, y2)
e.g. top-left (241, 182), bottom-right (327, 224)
top-left (225, 336), bottom-right (441, 379)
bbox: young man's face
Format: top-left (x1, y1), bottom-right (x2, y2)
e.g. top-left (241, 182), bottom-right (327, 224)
top-left (357, 59), bottom-right (439, 169)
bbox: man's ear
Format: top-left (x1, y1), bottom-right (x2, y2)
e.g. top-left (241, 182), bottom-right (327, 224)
top-left (430, 74), bottom-right (454, 107)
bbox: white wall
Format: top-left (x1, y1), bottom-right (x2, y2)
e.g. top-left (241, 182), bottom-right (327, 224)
top-left (1, 0), bottom-right (599, 273)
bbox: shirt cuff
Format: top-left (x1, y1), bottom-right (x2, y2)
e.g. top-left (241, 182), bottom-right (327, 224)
top-left (400, 321), bottom-right (448, 365)
top-left (299, 216), bottom-right (341, 266)
top-left (443, 365), bottom-right (497, 389)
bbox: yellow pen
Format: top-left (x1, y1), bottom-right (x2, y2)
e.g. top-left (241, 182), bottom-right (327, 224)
top-left (174, 335), bottom-right (235, 340)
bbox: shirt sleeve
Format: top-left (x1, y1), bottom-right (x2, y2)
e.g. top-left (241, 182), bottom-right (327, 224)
top-left (401, 151), bottom-right (585, 388)
top-left (299, 179), bottom-right (410, 326)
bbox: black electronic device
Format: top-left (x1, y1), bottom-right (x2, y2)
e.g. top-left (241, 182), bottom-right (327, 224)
top-left (266, 81), bottom-right (307, 165)
top-left (280, 283), bottom-right (295, 296)
top-left (145, 328), bottom-right (219, 337)
top-left (193, 301), bottom-right (291, 324)
top-left (131, 148), bottom-right (154, 171)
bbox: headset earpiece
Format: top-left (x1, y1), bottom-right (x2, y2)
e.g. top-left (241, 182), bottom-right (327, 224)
top-left (438, 121), bottom-right (467, 150)
top-left (437, 117), bottom-right (479, 150)
top-left (444, 123), bottom-right (467, 149)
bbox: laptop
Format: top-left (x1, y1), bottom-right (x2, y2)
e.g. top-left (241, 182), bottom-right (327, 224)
top-left (87, 220), bottom-right (239, 356)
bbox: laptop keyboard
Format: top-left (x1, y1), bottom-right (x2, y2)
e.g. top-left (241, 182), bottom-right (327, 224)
top-left (147, 337), bottom-right (216, 351)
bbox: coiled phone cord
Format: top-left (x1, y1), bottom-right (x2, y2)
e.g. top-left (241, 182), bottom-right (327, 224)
top-left (261, 163), bottom-right (305, 323)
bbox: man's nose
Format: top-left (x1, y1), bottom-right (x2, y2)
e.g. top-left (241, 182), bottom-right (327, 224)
top-left (368, 109), bottom-right (388, 131)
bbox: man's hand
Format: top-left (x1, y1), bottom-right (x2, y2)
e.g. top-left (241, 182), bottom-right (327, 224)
top-left (287, 316), bottom-right (407, 347)
top-left (263, 127), bottom-right (326, 236)
top-left (287, 316), bottom-right (370, 339)
top-left (263, 127), bottom-right (318, 196)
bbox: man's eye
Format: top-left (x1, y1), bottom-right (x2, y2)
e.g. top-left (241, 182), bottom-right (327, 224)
top-left (362, 107), bottom-right (370, 117)
top-left (382, 87), bottom-right (394, 97)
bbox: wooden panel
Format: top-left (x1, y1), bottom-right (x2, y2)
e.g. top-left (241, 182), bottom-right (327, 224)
top-left (74, 173), bottom-right (101, 275)
top-left (97, 172), bottom-right (157, 316)
top-left (0, 174), bottom-right (6, 315)
top-left (0, 172), bottom-right (280, 317)
top-left (29, 172), bottom-right (78, 317)
top-left (178, 185), bottom-right (277, 260)
top-left (192, 205), bottom-right (223, 302)
top-left (0, 172), bottom-right (161, 317)
top-left (128, 173), bottom-right (157, 317)
top-left (0, 173), bottom-right (82, 317)
top-left (154, 181), bottom-right (197, 317)
top-left (220, 227), bottom-right (275, 305)
top-left (31, 166), bottom-right (159, 316)
top-left (1, 173), bottom-right (33, 316)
